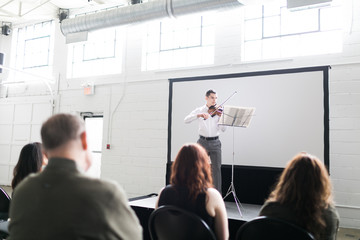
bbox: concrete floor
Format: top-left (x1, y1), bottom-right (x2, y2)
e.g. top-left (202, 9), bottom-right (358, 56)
top-left (1, 185), bottom-right (360, 239)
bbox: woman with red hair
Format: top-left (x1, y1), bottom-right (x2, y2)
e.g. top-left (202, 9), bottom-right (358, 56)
top-left (156, 143), bottom-right (229, 240)
top-left (259, 152), bottom-right (339, 240)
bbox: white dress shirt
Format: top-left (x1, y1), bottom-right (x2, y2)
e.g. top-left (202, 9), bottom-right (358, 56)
top-left (184, 105), bottom-right (226, 137)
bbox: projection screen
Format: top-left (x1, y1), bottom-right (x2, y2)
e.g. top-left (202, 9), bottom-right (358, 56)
top-left (168, 66), bottom-right (329, 169)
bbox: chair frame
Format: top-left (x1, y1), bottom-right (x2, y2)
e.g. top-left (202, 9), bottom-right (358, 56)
top-left (0, 220), bottom-right (9, 239)
top-left (148, 205), bottom-right (216, 240)
top-left (236, 216), bottom-right (315, 240)
top-left (0, 187), bottom-right (11, 221)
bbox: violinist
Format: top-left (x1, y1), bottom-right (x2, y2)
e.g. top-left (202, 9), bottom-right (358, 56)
top-left (184, 89), bottom-right (226, 193)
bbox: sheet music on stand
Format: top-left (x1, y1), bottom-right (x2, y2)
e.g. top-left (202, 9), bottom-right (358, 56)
top-left (218, 105), bottom-right (256, 217)
top-left (218, 105), bottom-right (256, 128)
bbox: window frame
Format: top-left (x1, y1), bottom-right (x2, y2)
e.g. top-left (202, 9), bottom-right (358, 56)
top-left (242, 1), bottom-right (343, 61)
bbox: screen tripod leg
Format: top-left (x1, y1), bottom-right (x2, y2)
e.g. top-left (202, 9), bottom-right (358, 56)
top-left (224, 181), bottom-right (243, 217)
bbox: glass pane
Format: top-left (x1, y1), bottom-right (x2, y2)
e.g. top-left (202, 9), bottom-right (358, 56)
top-left (25, 25), bottom-right (33, 38)
top-left (262, 37), bottom-right (281, 59)
top-left (146, 52), bottom-right (160, 70)
top-left (160, 32), bottom-right (174, 50)
top-left (244, 5), bottom-right (262, 19)
top-left (173, 48), bottom-right (187, 68)
top-left (143, 14), bottom-right (214, 70)
top-left (71, 63), bottom-right (80, 78)
top-left (320, 6), bottom-right (342, 31)
top-left (42, 21), bottom-right (51, 33)
top-left (202, 26), bottom-right (215, 46)
top-left (187, 47), bottom-right (202, 66)
top-left (201, 46), bottom-right (214, 65)
top-left (160, 20), bottom-right (174, 34)
top-left (72, 45), bottom-right (83, 63)
top-left (68, 27), bottom-right (121, 77)
top-left (23, 37), bottom-right (50, 68)
top-left (177, 15), bottom-right (201, 28)
top-left (202, 15), bottom-right (216, 27)
top-left (147, 35), bottom-right (160, 52)
top-left (263, 16), bottom-right (280, 37)
top-left (281, 8), bottom-right (319, 35)
top-left (175, 29), bottom-right (188, 48)
top-left (84, 43), bottom-right (96, 60)
top-left (83, 38), bottom-right (115, 60)
top-left (103, 29), bottom-right (115, 40)
top-left (103, 41), bottom-right (115, 58)
top-left (146, 21), bottom-right (161, 33)
top-left (187, 28), bottom-right (201, 47)
top-left (263, 3), bottom-right (280, 17)
top-left (159, 51), bottom-right (173, 69)
top-left (244, 19), bottom-right (262, 41)
top-left (243, 40), bottom-right (262, 61)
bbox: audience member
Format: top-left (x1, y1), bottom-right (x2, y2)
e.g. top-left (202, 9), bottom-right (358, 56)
top-left (11, 142), bottom-right (44, 190)
top-left (259, 152), bottom-right (339, 240)
top-left (9, 113), bottom-right (142, 240)
top-left (156, 143), bottom-right (229, 240)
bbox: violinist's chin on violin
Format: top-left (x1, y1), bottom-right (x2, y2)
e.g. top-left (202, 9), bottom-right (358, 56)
top-left (208, 104), bottom-right (223, 118)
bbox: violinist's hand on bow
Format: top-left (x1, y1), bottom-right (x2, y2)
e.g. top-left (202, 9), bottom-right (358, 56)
top-left (197, 113), bottom-right (210, 120)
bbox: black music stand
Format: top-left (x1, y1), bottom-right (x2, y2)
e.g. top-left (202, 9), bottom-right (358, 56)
top-left (219, 105), bottom-right (256, 217)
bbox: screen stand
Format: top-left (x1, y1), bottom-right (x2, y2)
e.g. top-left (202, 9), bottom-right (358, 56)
top-left (219, 105), bottom-right (256, 218)
top-left (223, 127), bottom-right (243, 217)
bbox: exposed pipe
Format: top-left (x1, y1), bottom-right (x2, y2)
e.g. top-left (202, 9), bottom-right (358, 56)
top-left (60, 0), bottom-right (242, 35)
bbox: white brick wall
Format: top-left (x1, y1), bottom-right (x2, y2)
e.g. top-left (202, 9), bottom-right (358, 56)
top-left (0, 0), bottom-right (359, 228)
top-left (329, 63), bottom-right (360, 228)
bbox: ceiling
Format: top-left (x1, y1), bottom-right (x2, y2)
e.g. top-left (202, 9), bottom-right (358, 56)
top-left (0, 0), bottom-right (129, 27)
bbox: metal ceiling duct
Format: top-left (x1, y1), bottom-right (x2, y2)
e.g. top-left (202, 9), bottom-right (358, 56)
top-left (171, 0), bottom-right (240, 17)
top-left (60, 0), bottom-right (242, 35)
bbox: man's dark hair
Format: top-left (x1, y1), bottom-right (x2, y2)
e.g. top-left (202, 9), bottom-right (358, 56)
top-left (41, 113), bottom-right (84, 151)
top-left (12, 142), bottom-right (43, 189)
top-left (206, 89), bottom-right (216, 97)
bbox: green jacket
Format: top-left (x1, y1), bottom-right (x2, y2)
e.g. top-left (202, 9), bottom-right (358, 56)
top-left (9, 157), bottom-right (142, 240)
top-left (259, 201), bottom-right (339, 240)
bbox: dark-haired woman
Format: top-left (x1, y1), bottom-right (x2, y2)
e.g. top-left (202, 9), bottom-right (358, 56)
top-left (259, 152), bottom-right (339, 240)
top-left (156, 143), bottom-right (229, 240)
top-left (11, 142), bottom-right (46, 190)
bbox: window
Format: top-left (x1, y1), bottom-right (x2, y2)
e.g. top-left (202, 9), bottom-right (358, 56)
top-left (142, 14), bottom-right (215, 71)
top-left (83, 114), bottom-right (103, 178)
top-left (10, 21), bottom-right (54, 80)
top-left (67, 27), bottom-right (123, 78)
top-left (243, 0), bottom-right (343, 61)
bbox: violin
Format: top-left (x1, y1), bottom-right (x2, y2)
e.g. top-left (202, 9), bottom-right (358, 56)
top-left (208, 104), bottom-right (223, 117)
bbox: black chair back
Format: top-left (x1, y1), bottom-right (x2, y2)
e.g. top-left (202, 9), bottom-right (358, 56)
top-left (148, 205), bottom-right (216, 240)
top-left (236, 216), bottom-right (315, 240)
top-left (0, 187), bottom-right (10, 220)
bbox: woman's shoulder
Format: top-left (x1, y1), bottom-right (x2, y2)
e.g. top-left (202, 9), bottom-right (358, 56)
top-left (207, 187), bottom-right (222, 196)
top-left (206, 188), bottom-right (224, 205)
top-left (157, 185), bottom-right (180, 203)
top-left (259, 201), bottom-right (290, 215)
top-left (161, 184), bottom-right (179, 194)
top-left (323, 203), bottom-right (340, 223)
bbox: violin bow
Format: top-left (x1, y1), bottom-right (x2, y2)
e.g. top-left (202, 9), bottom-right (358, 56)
top-left (209, 91), bottom-right (238, 116)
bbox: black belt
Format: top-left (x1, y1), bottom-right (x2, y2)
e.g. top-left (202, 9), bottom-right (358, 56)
top-left (200, 135), bottom-right (219, 141)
